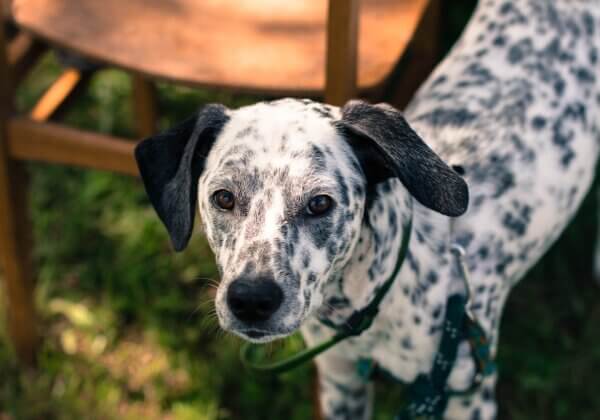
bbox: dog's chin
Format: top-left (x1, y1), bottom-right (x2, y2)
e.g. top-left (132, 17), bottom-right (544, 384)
top-left (227, 325), bottom-right (300, 344)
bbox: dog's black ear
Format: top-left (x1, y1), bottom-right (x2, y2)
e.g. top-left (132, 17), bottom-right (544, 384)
top-left (337, 100), bottom-right (468, 217)
top-left (135, 104), bottom-right (229, 251)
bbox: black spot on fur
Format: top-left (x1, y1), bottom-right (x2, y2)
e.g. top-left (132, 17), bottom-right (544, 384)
top-left (326, 241), bottom-right (338, 262)
top-left (406, 251), bottom-right (420, 276)
top-left (508, 38), bottom-right (533, 64)
top-left (470, 408), bottom-right (482, 420)
top-left (532, 116), bottom-right (547, 129)
top-left (417, 108), bottom-right (478, 127)
top-left (311, 145), bottom-right (327, 172)
top-left (481, 386), bottom-right (494, 401)
top-left (502, 212), bottom-right (526, 236)
top-left (431, 75), bottom-right (448, 87)
top-left (234, 126), bottom-right (256, 139)
top-left (312, 105), bottom-right (334, 119)
top-left (455, 232), bottom-right (474, 248)
top-left (478, 246), bottom-right (489, 259)
top-left (574, 67), bottom-right (596, 84)
top-left (552, 102), bottom-right (586, 168)
top-left (302, 251), bottom-right (310, 268)
top-left (426, 271), bottom-right (438, 285)
top-left (495, 254), bottom-right (515, 275)
top-left (493, 35), bottom-right (507, 47)
top-left (334, 170), bottom-right (350, 206)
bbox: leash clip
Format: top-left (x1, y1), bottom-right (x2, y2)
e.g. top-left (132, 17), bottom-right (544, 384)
top-left (449, 243), bottom-right (496, 393)
top-left (449, 244), bottom-right (476, 322)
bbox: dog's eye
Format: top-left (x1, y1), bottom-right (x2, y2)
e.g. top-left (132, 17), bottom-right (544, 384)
top-left (307, 195), bottom-right (334, 216)
top-left (213, 190), bottom-right (235, 210)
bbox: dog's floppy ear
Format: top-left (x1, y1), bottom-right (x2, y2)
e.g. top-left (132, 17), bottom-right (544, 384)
top-left (135, 104), bottom-right (229, 251)
top-left (337, 100), bottom-right (468, 217)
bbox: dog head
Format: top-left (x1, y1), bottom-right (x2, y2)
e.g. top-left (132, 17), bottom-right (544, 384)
top-left (135, 99), bottom-right (468, 342)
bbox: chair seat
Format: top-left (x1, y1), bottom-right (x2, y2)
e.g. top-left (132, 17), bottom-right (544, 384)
top-left (12, 0), bottom-right (430, 95)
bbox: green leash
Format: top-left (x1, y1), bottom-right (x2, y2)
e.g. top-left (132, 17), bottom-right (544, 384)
top-left (240, 216), bottom-right (496, 419)
top-left (240, 217), bottom-right (413, 373)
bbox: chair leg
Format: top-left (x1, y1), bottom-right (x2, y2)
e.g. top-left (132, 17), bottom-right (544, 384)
top-left (0, 1), bottom-right (38, 366)
top-left (132, 74), bottom-right (158, 138)
top-left (0, 151), bottom-right (38, 366)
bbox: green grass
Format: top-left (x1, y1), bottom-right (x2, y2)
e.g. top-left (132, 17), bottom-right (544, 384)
top-left (1, 5), bottom-right (600, 417)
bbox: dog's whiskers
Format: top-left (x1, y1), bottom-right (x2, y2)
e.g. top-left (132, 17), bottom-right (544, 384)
top-left (193, 276), bottom-right (221, 289)
top-left (186, 295), bottom-right (216, 321)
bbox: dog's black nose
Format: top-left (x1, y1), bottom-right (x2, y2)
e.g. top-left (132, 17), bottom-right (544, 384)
top-left (227, 278), bottom-right (283, 323)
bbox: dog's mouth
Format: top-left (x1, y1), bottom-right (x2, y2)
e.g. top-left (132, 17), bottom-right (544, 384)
top-left (231, 325), bottom-right (299, 344)
top-left (245, 329), bottom-right (267, 339)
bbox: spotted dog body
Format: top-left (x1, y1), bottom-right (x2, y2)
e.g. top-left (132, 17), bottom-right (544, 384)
top-left (310, 0), bottom-right (600, 417)
top-left (393, 0), bottom-right (600, 417)
top-left (135, 1), bottom-right (600, 419)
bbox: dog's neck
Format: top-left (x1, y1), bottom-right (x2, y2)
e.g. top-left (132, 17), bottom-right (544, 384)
top-left (318, 179), bottom-right (456, 330)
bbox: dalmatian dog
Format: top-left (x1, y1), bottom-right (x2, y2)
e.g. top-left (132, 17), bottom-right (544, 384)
top-left (135, 0), bottom-right (600, 418)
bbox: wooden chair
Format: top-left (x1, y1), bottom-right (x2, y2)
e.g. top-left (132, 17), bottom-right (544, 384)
top-left (0, 0), bottom-right (441, 366)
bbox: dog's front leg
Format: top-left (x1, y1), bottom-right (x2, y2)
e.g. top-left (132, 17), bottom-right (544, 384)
top-left (314, 351), bottom-right (373, 420)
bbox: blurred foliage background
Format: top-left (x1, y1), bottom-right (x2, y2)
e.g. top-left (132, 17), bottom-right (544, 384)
top-left (1, 1), bottom-right (599, 419)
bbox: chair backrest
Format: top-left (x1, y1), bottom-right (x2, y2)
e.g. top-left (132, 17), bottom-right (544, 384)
top-left (10, 0), bottom-right (430, 102)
